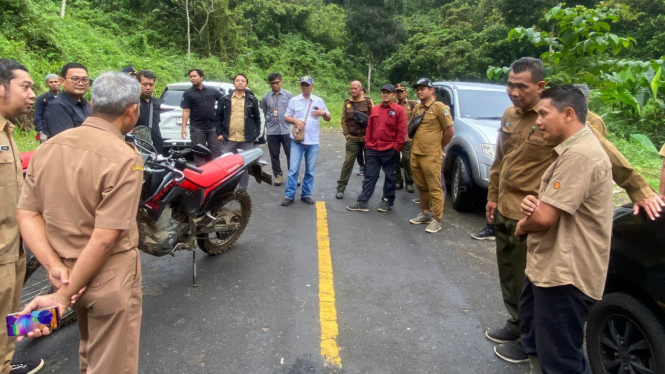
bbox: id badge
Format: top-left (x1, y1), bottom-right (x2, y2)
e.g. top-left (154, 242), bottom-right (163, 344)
top-left (273, 107), bottom-right (278, 117)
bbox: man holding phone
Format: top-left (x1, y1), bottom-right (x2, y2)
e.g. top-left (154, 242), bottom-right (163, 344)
top-left (16, 72), bottom-right (144, 374)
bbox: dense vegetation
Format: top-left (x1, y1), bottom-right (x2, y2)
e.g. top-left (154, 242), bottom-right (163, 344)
top-left (2, 0), bottom-right (665, 187)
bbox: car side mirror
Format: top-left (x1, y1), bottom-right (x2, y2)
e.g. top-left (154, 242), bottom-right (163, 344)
top-left (192, 144), bottom-right (212, 157)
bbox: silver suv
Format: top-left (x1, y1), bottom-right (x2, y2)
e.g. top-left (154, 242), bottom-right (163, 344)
top-left (158, 82), bottom-right (266, 149)
top-left (435, 82), bottom-right (512, 212)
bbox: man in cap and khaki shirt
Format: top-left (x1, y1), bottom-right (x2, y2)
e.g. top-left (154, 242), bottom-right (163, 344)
top-left (16, 72), bottom-right (144, 374)
top-left (408, 78), bottom-right (455, 234)
top-left (0, 58), bottom-right (44, 374)
top-left (515, 85), bottom-right (613, 373)
top-left (486, 57), bottom-right (664, 363)
top-left (394, 82), bottom-right (416, 193)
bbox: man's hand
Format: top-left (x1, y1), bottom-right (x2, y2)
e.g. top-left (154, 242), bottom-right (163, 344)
top-left (217, 135), bottom-right (225, 141)
top-left (15, 293), bottom-right (70, 342)
top-left (486, 201), bottom-right (497, 224)
top-left (48, 264), bottom-right (71, 290)
top-left (521, 195), bottom-right (540, 217)
top-left (514, 219), bottom-right (527, 238)
top-left (312, 108), bottom-right (326, 118)
top-left (633, 195), bottom-right (665, 220)
top-left (181, 128), bottom-right (187, 140)
top-left (294, 120), bottom-right (306, 131)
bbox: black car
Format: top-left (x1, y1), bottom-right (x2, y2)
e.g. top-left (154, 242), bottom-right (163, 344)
top-left (586, 206), bottom-right (665, 373)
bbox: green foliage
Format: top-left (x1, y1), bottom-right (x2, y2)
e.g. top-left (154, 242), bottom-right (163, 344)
top-left (630, 133), bottom-right (659, 153)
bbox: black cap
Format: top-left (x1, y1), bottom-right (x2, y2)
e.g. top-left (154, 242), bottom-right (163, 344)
top-left (122, 66), bottom-right (137, 74)
top-left (380, 84), bottom-right (396, 92)
top-left (412, 77), bottom-right (433, 88)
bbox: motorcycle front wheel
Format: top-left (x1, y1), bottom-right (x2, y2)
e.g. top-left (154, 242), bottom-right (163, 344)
top-left (198, 191), bottom-right (252, 255)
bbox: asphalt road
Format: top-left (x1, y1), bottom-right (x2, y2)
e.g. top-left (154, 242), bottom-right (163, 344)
top-left (14, 131), bottom-right (529, 374)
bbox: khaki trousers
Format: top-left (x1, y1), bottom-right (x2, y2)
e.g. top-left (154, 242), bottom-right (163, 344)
top-left (411, 154), bottom-right (444, 220)
top-left (65, 249), bottom-right (142, 374)
top-left (0, 251), bottom-right (25, 374)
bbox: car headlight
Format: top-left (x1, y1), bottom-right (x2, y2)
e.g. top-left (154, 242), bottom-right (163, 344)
top-left (481, 143), bottom-right (495, 158)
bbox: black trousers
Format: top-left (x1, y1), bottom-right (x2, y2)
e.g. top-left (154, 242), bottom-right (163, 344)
top-left (357, 148), bottom-right (400, 205)
top-left (267, 134), bottom-right (291, 177)
top-left (519, 277), bottom-right (595, 374)
top-left (356, 147), bottom-right (365, 168)
top-left (190, 127), bottom-right (222, 166)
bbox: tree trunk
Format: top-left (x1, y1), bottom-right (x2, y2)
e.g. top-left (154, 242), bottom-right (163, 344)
top-left (60, 0), bottom-right (66, 18)
top-left (186, 0), bottom-right (191, 59)
top-left (367, 60), bottom-right (372, 94)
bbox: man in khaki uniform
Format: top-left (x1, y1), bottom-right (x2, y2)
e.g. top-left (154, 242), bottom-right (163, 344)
top-left (573, 84), bottom-right (607, 136)
top-left (408, 78), bottom-right (455, 233)
top-left (486, 57), bottom-right (663, 363)
top-left (0, 59), bottom-right (44, 374)
top-left (394, 82), bottom-right (416, 193)
top-left (336, 80), bottom-right (374, 199)
top-left (16, 72), bottom-right (144, 374)
top-left (516, 86), bottom-right (613, 373)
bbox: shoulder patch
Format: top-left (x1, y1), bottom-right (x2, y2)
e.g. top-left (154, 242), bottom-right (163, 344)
top-left (132, 165), bottom-right (144, 172)
top-left (346, 103), bottom-right (351, 109)
top-left (553, 182), bottom-right (561, 190)
top-left (443, 108), bottom-right (450, 116)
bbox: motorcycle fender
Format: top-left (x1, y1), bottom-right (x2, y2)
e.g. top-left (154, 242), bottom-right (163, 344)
top-left (248, 163), bottom-right (272, 185)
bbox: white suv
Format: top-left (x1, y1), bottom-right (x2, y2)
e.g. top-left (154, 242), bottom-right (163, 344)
top-left (158, 82), bottom-right (266, 150)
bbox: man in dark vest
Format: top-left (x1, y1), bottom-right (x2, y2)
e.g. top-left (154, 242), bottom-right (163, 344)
top-left (335, 80), bottom-right (374, 199)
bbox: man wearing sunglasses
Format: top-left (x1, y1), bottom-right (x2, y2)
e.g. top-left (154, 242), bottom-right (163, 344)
top-left (44, 63), bottom-right (91, 138)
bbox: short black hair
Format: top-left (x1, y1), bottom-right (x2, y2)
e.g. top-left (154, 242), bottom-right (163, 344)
top-left (188, 68), bottom-right (204, 78)
top-left (267, 72), bottom-right (281, 82)
top-left (509, 57), bottom-right (546, 83)
top-left (234, 73), bottom-right (248, 83)
top-left (540, 85), bottom-right (587, 124)
top-left (0, 58), bottom-right (29, 91)
top-left (136, 70), bottom-right (157, 82)
top-left (61, 62), bottom-right (88, 78)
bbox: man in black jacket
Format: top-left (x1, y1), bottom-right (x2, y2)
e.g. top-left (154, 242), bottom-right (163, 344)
top-left (216, 73), bottom-right (261, 191)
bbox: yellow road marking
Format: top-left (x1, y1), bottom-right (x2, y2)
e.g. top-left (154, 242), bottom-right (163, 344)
top-left (316, 201), bottom-right (342, 368)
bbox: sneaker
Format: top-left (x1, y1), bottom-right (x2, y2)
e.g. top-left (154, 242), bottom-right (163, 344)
top-left (472, 225), bottom-right (496, 241)
top-left (10, 359), bottom-right (44, 374)
top-left (412, 198), bottom-right (420, 204)
top-left (405, 184), bottom-right (415, 193)
top-left (274, 175), bottom-right (283, 186)
top-left (378, 200), bottom-right (390, 212)
top-left (494, 341), bottom-right (529, 364)
top-left (357, 167), bottom-right (364, 176)
top-left (425, 219), bottom-right (441, 233)
top-left (485, 327), bottom-right (519, 343)
top-left (346, 202), bottom-right (369, 212)
top-left (301, 196), bottom-right (315, 205)
top-left (409, 212), bottom-right (432, 225)
top-left (281, 198), bottom-right (294, 206)
top-left (335, 191), bottom-right (344, 199)
top-left (395, 181), bottom-right (403, 190)
top-left (297, 179), bottom-right (301, 187)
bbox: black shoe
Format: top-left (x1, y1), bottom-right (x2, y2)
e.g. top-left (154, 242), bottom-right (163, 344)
top-left (395, 182), bottom-right (403, 190)
top-left (494, 341), bottom-right (528, 364)
top-left (472, 225), bottom-right (496, 241)
top-left (281, 198), bottom-right (294, 206)
top-left (405, 184), bottom-right (415, 193)
top-left (11, 359), bottom-right (44, 374)
top-left (335, 191), bottom-right (344, 199)
top-left (377, 200), bottom-right (390, 212)
top-left (485, 327), bottom-right (520, 343)
top-left (301, 196), bottom-right (315, 205)
top-left (346, 202), bottom-right (369, 212)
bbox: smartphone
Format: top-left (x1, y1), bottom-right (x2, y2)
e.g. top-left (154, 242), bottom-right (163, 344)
top-left (6, 307), bottom-right (59, 337)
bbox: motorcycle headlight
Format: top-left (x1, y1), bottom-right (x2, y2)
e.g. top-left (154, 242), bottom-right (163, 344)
top-left (481, 143), bottom-right (495, 159)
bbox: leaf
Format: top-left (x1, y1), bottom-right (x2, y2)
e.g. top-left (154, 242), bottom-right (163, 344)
top-left (651, 67), bottom-right (662, 99)
top-left (630, 134), bottom-right (659, 154)
top-left (598, 21), bottom-right (610, 31)
top-left (609, 33), bottom-right (620, 46)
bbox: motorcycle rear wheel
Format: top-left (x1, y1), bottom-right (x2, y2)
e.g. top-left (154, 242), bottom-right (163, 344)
top-left (198, 191), bottom-right (252, 255)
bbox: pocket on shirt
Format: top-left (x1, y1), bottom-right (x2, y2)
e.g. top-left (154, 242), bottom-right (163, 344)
top-left (524, 129), bottom-right (555, 161)
top-left (0, 152), bottom-right (16, 186)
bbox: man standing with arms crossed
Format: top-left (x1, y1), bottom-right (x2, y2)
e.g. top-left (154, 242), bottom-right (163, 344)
top-left (33, 74), bottom-right (59, 144)
top-left (17, 72), bottom-right (144, 374)
top-left (181, 68), bottom-right (223, 166)
top-left (0, 58), bottom-right (44, 374)
top-left (408, 78), bottom-right (455, 234)
top-left (394, 82), bottom-right (416, 193)
top-left (485, 57), bottom-right (664, 362)
top-left (335, 80), bottom-right (374, 200)
top-left (261, 72), bottom-right (293, 186)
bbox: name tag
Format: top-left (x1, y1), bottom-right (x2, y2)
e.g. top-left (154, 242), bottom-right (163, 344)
top-left (388, 111), bottom-right (396, 116)
top-left (0, 146), bottom-right (9, 151)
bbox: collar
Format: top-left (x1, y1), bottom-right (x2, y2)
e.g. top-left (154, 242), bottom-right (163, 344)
top-left (61, 90), bottom-right (86, 105)
top-left (381, 101), bottom-right (393, 108)
top-left (233, 91), bottom-right (246, 99)
top-left (48, 91), bottom-right (59, 99)
top-left (80, 116), bottom-right (125, 140)
top-left (141, 96), bottom-right (153, 104)
top-left (192, 85), bottom-right (205, 91)
top-left (298, 94), bottom-right (314, 101)
top-left (0, 115), bottom-right (11, 132)
top-left (553, 125), bottom-right (592, 156)
top-left (350, 96), bottom-right (364, 102)
top-left (514, 100), bottom-right (539, 115)
top-left (397, 98), bottom-right (408, 105)
top-left (271, 90), bottom-right (282, 96)
top-left (422, 97), bottom-right (435, 106)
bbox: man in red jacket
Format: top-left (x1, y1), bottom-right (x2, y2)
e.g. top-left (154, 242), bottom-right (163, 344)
top-left (347, 84), bottom-right (406, 212)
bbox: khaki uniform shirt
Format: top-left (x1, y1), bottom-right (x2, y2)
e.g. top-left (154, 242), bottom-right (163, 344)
top-left (229, 92), bottom-right (246, 142)
top-left (526, 126), bottom-right (613, 300)
top-left (397, 99), bottom-right (415, 142)
top-left (341, 96), bottom-right (374, 142)
top-left (586, 110), bottom-right (607, 137)
top-left (488, 103), bottom-right (653, 221)
top-left (411, 97), bottom-right (454, 157)
top-left (18, 117), bottom-right (144, 260)
top-left (0, 116), bottom-right (23, 265)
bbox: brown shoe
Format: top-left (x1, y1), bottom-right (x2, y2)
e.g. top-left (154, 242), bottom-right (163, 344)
top-left (274, 175), bottom-right (283, 186)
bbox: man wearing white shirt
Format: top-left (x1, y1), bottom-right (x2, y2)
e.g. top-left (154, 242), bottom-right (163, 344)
top-left (281, 76), bottom-right (331, 206)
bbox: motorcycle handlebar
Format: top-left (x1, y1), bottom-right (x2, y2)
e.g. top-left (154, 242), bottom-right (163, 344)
top-left (185, 164), bottom-right (203, 174)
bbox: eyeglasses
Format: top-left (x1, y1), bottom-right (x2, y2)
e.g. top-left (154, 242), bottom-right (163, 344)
top-left (68, 77), bottom-right (90, 84)
top-left (269, 81), bottom-right (281, 86)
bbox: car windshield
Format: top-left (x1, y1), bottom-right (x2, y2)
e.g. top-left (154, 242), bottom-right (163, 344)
top-left (458, 90), bottom-right (512, 119)
top-left (160, 87), bottom-right (227, 107)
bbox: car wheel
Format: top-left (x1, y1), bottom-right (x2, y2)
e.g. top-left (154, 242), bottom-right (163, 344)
top-left (586, 292), bottom-right (665, 374)
top-left (451, 154), bottom-right (474, 212)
